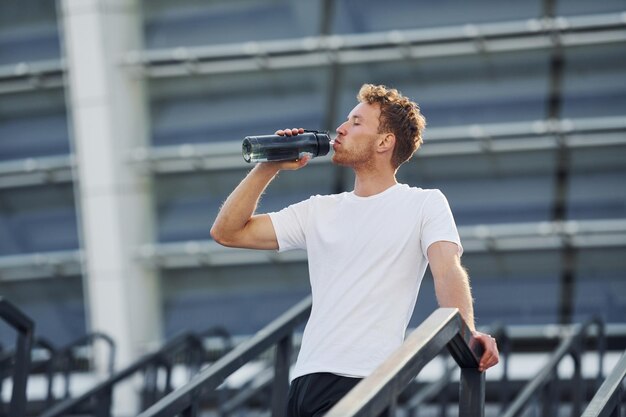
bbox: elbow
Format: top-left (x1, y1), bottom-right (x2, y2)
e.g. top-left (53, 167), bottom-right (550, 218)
top-left (210, 223), bottom-right (240, 248)
top-left (210, 224), bottom-right (228, 246)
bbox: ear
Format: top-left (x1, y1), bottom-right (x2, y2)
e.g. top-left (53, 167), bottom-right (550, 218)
top-left (377, 133), bottom-right (395, 153)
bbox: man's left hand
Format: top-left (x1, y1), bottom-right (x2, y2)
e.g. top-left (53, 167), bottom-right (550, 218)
top-left (472, 331), bottom-right (500, 372)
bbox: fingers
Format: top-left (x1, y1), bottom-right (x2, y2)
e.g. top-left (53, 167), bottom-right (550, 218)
top-left (275, 128), bottom-right (304, 136)
top-left (267, 128), bottom-right (309, 169)
top-left (473, 331), bottom-right (500, 372)
top-left (282, 153), bottom-right (311, 170)
top-left (263, 153), bottom-right (311, 171)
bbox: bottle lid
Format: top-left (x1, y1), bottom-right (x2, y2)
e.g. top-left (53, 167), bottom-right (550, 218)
top-left (316, 133), bottom-right (330, 156)
top-left (303, 130), bottom-right (330, 157)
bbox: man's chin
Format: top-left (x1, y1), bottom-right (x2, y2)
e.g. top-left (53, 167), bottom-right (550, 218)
top-left (331, 155), bottom-right (349, 167)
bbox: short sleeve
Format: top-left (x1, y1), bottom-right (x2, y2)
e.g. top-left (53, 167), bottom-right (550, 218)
top-left (420, 190), bottom-right (463, 259)
top-left (268, 198), bottom-right (311, 252)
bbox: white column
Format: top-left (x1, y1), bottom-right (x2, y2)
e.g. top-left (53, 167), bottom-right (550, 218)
top-left (60, 0), bottom-right (161, 414)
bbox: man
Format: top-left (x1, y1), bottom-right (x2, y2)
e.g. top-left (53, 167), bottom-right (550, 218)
top-left (211, 84), bottom-right (499, 417)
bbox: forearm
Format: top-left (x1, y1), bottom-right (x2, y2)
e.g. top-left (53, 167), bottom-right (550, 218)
top-left (210, 164), bottom-right (280, 246)
top-left (433, 262), bottom-right (476, 332)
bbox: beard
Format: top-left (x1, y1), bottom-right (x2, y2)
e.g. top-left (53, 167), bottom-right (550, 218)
top-left (331, 143), bottom-right (376, 169)
top-left (331, 137), bottom-right (375, 168)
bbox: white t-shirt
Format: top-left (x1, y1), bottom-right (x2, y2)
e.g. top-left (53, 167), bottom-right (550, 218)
top-left (268, 183), bottom-right (462, 380)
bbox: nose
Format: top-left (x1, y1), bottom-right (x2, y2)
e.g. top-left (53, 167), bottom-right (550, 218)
top-left (336, 121), bottom-right (347, 136)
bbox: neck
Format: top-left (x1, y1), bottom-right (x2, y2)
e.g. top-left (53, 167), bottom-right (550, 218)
top-left (353, 165), bottom-right (398, 197)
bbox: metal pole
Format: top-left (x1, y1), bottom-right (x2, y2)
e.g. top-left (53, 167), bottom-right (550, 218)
top-left (571, 350), bottom-right (583, 417)
top-left (181, 402), bottom-right (198, 417)
top-left (271, 334), bottom-right (292, 417)
top-left (541, 376), bottom-right (557, 417)
top-left (95, 386), bottom-right (113, 417)
top-left (10, 331), bottom-right (33, 417)
top-left (458, 368), bottom-right (485, 417)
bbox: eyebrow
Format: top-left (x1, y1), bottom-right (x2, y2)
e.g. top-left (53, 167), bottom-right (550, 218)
top-left (348, 114), bottom-right (363, 121)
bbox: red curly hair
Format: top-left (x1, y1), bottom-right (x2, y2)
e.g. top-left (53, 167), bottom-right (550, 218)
top-left (357, 84), bottom-right (426, 169)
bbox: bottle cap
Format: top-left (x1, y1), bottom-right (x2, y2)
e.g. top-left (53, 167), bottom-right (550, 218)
top-left (303, 130), bottom-right (330, 157)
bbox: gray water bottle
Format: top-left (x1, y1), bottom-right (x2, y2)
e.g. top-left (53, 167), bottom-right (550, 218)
top-left (242, 130), bottom-right (331, 163)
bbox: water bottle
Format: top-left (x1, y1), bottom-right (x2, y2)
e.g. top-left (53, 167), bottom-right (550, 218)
top-left (242, 130), bottom-right (331, 163)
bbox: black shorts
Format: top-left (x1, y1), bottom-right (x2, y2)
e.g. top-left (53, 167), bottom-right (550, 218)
top-left (286, 372), bottom-right (362, 417)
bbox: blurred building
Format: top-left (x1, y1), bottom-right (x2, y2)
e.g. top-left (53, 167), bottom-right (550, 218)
top-left (1, 0), bottom-right (625, 369)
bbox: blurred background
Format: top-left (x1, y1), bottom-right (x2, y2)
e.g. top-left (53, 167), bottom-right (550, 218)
top-left (1, 0), bottom-right (625, 415)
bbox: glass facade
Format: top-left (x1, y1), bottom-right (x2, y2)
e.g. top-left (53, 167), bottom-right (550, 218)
top-left (1, 0), bottom-right (625, 346)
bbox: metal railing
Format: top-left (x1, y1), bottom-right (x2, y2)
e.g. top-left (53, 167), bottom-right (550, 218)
top-left (582, 349), bottom-right (626, 417)
top-left (323, 308), bottom-right (484, 417)
top-left (40, 327), bottom-right (231, 417)
top-left (402, 323), bottom-right (511, 417)
top-left (219, 366), bottom-right (274, 416)
top-left (402, 352), bottom-right (457, 417)
top-left (0, 297), bottom-right (35, 417)
top-left (138, 296), bottom-right (313, 417)
top-left (22, 333), bottom-right (115, 410)
top-left (502, 317), bottom-right (605, 417)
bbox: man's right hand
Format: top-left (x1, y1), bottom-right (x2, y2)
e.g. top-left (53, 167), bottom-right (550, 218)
top-left (263, 128), bottom-right (311, 171)
top-left (210, 127), bottom-right (311, 249)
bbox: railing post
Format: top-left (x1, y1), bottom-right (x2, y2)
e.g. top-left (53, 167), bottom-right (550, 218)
top-left (181, 401), bottom-right (199, 417)
top-left (571, 349), bottom-right (583, 417)
top-left (271, 333), bottom-right (292, 417)
top-left (11, 331), bottom-right (34, 417)
top-left (1, 298), bottom-right (35, 417)
top-left (94, 386), bottom-right (113, 417)
top-left (459, 367), bottom-right (485, 417)
top-left (439, 376), bottom-right (450, 417)
top-left (383, 399), bottom-right (397, 417)
top-left (541, 374), bottom-right (557, 417)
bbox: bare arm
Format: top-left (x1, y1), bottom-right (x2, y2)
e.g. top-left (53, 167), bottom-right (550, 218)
top-left (428, 241), bottom-right (499, 372)
top-left (210, 128), bottom-right (308, 250)
top-left (428, 241), bottom-right (475, 330)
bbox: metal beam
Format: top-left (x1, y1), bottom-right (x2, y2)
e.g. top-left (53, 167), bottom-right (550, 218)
top-left (124, 13), bottom-right (626, 78)
top-left (2, 218), bottom-right (625, 280)
top-left (0, 250), bottom-right (83, 280)
top-left (542, 0), bottom-right (577, 326)
top-left (127, 116), bottom-right (626, 174)
top-left (2, 12), bottom-right (624, 94)
top-left (136, 218), bottom-right (626, 269)
top-left (0, 155), bottom-right (75, 189)
top-left (0, 115), bottom-right (623, 188)
top-left (0, 60), bottom-right (65, 94)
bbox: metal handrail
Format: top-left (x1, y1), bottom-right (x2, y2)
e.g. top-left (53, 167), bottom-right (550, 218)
top-left (582, 349), bottom-right (626, 417)
top-left (502, 317), bottom-right (605, 417)
top-left (17, 333), bottom-right (115, 409)
top-left (404, 353), bottom-right (456, 417)
top-left (138, 296), bottom-right (313, 417)
top-left (39, 327), bottom-right (230, 417)
top-left (403, 323), bottom-right (510, 416)
top-left (219, 366), bottom-right (275, 416)
top-left (324, 308), bottom-right (485, 417)
top-left (30, 337), bottom-right (57, 408)
top-left (54, 332), bottom-right (116, 401)
top-left (0, 297), bottom-right (35, 417)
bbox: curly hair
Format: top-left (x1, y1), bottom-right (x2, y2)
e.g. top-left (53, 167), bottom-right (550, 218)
top-left (357, 84), bottom-right (426, 169)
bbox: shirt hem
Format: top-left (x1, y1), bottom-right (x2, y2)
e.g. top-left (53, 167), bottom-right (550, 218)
top-left (291, 366), bottom-right (371, 382)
